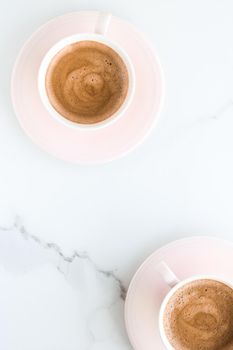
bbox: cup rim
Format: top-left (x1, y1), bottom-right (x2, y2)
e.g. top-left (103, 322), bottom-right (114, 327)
top-left (38, 32), bottom-right (135, 130)
top-left (159, 274), bottom-right (233, 350)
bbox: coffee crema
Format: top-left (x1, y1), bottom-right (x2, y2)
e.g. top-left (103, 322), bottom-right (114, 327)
top-left (163, 279), bottom-right (233, 350)
top-left (45, 40), bottom-right (129, 124)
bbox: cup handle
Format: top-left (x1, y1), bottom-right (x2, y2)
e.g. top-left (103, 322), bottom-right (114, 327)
top-left (155, 261), bottom-right (180, 288)
top-left (95, 12), bottom-right (112, 35)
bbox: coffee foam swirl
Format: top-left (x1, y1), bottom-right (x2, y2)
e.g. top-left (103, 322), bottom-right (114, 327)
top-left (164, 280), bottom-right (233, 350)
top-left (45, 41), bottom-right (129, 124)
top-left (63, 66), bottom-right (111, 115)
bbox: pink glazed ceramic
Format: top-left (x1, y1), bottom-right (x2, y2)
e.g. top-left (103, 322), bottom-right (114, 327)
top-left (125, 236), bottom-right (233, 350)
top-left (11, 11), bottom-right (164, 164)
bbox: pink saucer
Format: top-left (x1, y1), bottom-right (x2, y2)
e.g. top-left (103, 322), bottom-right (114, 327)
top-left (125, 236), bottom-right (233, 350)
top-left (11, 11), bottom-right (164, 164)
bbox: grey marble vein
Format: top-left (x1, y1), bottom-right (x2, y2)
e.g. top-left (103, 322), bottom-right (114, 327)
top-left (211, 99), bottom-right (233, 120)
top-left (199, 98), bottom-right (233, 122)
top-left (0, 216), bottom-right (127, 300)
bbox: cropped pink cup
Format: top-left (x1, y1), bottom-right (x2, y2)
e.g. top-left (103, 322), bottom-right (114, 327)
top-left (156, 261), bottom-right (233, 350)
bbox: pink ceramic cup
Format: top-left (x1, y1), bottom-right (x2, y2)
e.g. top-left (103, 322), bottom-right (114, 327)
top-left (38, 12), bottom-right (135, 130)
top-left (156, 261), bottom-right (233, 350)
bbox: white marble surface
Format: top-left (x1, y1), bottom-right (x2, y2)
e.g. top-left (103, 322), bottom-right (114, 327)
top-left (1, 0), bottom-right (233, 349)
